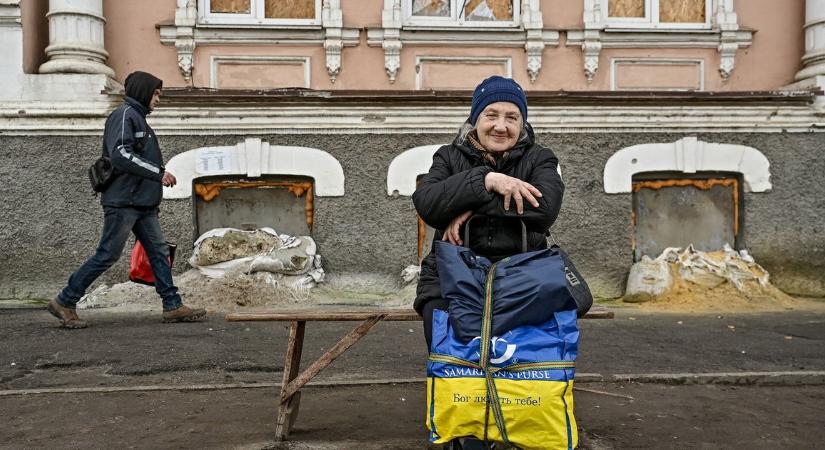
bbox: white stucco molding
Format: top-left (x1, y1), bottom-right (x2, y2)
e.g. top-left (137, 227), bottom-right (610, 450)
top-left (573, 0), bottom-right (752, 83)
top-left (369, 0), bottom-right (558, 83)
top-left (387, 144), bottom-right (441, 195)
top-left (603, 137), bottom-right (771, 194)
top-left (387, 144), bottom-right (562, 196)
top-left (162, 0), bottom-right (359, 84)
top-left (3, 105), bottom-right (823, 135)
top-left (787, 0), bottom-right (825, 91)
top-left (38, 0), bottom-right (115, 77)
top-left (164, 138), bottom-right (345, 199)
top-left (174, 0), bottom-right (197, 85)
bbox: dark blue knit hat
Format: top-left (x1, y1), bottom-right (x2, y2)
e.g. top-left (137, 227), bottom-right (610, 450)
top-left (469, 76), bottom-right (527, 125)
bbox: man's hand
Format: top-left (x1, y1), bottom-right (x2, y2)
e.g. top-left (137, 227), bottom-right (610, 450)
top-left (484, 172), bottom-right (542, 214)
top-left (162, 171), bottom-right (177, 188)
top-left (442, 210), bottom-right (473, 246)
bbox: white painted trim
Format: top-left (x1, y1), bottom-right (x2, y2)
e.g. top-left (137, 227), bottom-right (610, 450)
top-left (603, 0), bottom-right (712, 29)
top-left (402, 0), bottom-right (521, 28)
top-left (209, 55), bottom-right (311, 89)
top-left (163, 138), bottom-right (345, 198)
top-left (374, 0), bottom-right (550, 83)
top-left (387, 143), bottom-right (562, 196)
top-left (387, 144), bottom-right (441, 195)
top-left (366, 27), bottom-right (559, 47)
top-left (199, 0), bottom-right (323, 26)
top-left (603, 137), bottom-right (771, 193)
top-left (580, 0), bottom-right (748, 80)
top-left (414, 56), bottom-right (512, 90)
top-left (610, 58), bottom-right (704, 91)
top-left (3, 104), bottom-right (823, 135)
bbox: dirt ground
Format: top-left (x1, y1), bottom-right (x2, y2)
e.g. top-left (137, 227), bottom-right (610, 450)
top-left (3, 382), bottom-right (824, 449)
top-left (3, 297), bottom-right (825, 449)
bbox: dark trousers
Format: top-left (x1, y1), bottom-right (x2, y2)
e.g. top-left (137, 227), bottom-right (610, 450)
top-left (57, 206), bottom-right (182, 311)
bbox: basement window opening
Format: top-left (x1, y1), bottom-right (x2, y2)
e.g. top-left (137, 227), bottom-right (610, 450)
top-left (631, 172), bottom-right (744, 262)
top-left (191, 175), bottom-right (314, 242)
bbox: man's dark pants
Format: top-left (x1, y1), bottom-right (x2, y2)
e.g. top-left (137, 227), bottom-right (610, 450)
top-left (57, 206), bottom-right (182, 311)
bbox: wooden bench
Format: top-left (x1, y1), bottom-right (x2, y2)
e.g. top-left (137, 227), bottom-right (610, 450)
top-left (226, 306), bottom-right (613, 441)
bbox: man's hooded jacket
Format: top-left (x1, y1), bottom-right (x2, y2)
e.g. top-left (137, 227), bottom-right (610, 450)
top-left (100, 71), bottom-right (166, 208)
top-left (412, 121), bottom-right (565, 314)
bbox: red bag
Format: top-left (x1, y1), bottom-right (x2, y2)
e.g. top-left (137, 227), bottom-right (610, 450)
top-left (129, 241), bottom-right (176, 286)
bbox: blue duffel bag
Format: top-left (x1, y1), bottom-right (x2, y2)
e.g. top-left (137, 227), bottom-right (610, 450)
top-left (435, 237), bottom-right (592, 343)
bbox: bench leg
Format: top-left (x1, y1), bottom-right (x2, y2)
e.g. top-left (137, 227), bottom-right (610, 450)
top-left (276, 320), bottom-right (305, 441)
top-left (274, 315), bottom-right (386, 441)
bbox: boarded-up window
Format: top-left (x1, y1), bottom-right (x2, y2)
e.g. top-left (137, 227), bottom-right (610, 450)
top-left (632, 176), bottom-right (741, 261)
top-left (211, 0), bottom-right (251, 14)
top-left (193, 176), bottom-right (314, 239)
top-left (609, 0), bottom-right (645, 18)
top-left (464, 0), bottom-right (514, 21)
top-left (265, 0), bottom-right (315, 19)
top-left (412, 0), bottom-right (450, 17)
top-left (660, 0), bottom-right (705, 23)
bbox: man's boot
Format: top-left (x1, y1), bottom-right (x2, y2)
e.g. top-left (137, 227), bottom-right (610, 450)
top-left (162, 305), bottom-right (207, 323)
top-left (46, 298), bottom-right (88, 329)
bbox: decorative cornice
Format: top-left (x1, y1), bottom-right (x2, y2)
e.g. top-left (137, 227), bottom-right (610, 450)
top-left (161, 0), bottom-right (359, 85)
top-left (566, 28), bottom-right (753, 48)
top-left (0, 2), bottom-right (21, 26)
top-left (158, 22), bottom-right (360, 46)
top-left (2, 100), bottom-right (821, 135)
top-left (577, 0), bottom-right (752, 82)
top-left (371, 0), bottom-right (556, 84)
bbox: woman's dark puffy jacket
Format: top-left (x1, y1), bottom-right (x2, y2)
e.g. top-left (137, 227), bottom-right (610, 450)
top-left (412, 123), bottom-right (564, 314)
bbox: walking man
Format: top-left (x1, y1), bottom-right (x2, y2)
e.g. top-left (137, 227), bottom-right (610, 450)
top-left (47, 71), bottom-right (206, 328)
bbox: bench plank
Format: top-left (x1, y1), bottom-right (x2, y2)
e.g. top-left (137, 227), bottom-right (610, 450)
top-left (226, 305), bottom-right (613, 322)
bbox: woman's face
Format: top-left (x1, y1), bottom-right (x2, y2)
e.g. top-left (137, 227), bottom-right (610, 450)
top-left (475, 101), bottom-right (522, 153)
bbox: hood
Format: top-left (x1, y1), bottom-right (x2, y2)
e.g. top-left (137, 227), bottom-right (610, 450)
top-left (124, 71), bottom-right (163, 111)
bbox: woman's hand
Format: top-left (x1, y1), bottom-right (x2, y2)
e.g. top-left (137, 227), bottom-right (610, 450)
top-left (484, 172), bottom-right (542, 214)
top-left (442, 210), bottom-right (473, 246)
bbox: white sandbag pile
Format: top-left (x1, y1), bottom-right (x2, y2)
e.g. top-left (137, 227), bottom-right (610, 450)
top-left (189, 227), bottom-right (324, 289)
top-left (625, 244), bottom-right (782, 305)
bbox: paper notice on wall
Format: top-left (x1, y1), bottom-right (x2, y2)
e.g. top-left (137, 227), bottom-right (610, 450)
top-left (196, 148), bottom-right (236, 174)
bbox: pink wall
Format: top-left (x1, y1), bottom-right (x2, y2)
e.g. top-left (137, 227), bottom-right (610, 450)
top-left (345, 0), bottom-right (383, 28)
top-left (95, 0), bottom-right (806, 92)
top-left (732, 0), bottom-right (805, 89)
top-left (542, 0), bottom-right (583, 29)
top-left (20, 0), bottom-right (49, 74)
top-left (103, 0), bottom-right (184, 87)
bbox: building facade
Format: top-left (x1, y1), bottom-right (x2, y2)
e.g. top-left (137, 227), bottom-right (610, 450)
top-left (1, 0), bottom-right (824, 299)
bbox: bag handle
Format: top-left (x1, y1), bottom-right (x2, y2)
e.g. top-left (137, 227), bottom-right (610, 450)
top-left (462, 214), bottom-right (527, 253)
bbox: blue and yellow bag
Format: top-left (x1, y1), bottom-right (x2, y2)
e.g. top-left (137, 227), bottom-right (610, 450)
top-left (426, 243), bottom-right (580, 450)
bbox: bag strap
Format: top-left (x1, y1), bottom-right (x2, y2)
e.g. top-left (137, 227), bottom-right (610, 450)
top-left (480, 262), bottom-right (512, 446)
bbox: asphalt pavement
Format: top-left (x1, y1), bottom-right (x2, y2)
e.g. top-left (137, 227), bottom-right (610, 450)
top-left (2, 302), bottom-right (824, 448)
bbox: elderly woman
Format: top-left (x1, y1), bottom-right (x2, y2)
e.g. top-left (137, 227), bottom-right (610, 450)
top-left (412, 76), bottom-right (565, 351)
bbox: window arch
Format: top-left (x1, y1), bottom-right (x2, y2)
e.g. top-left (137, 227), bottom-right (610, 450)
top-left (602, 137), bottom-right (771, 193)
top-left (163, 138), bottom-right (345, 199)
